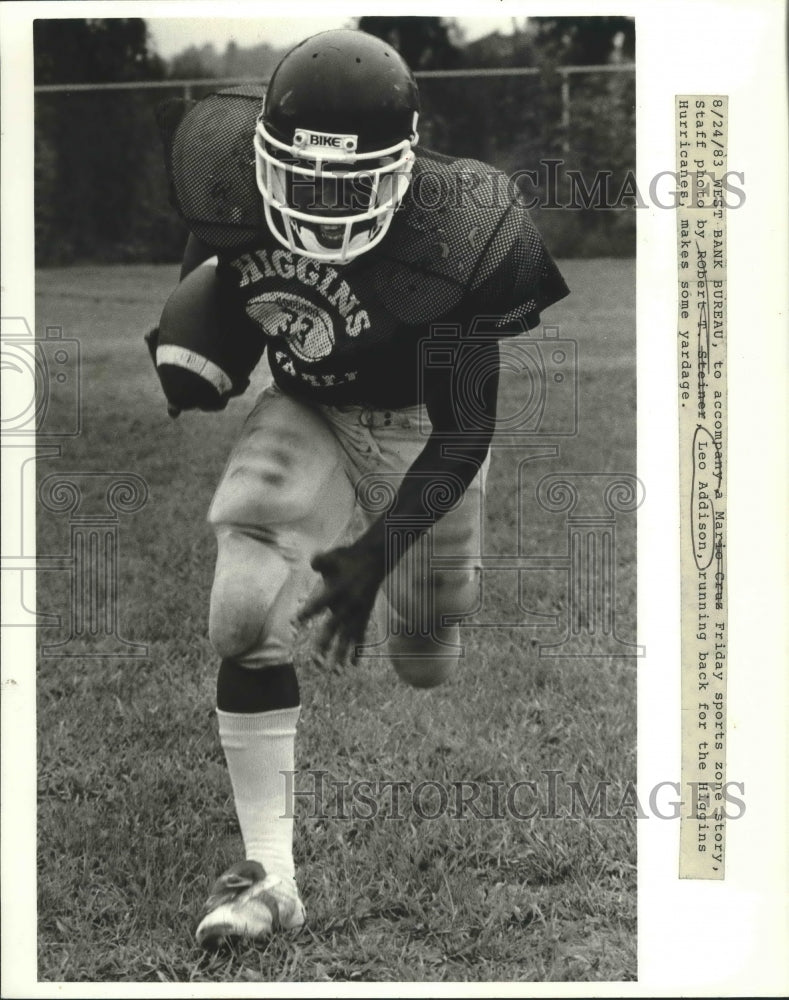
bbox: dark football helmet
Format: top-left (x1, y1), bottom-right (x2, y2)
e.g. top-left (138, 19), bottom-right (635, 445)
top-left (255, 29), bottom-right (420, 264)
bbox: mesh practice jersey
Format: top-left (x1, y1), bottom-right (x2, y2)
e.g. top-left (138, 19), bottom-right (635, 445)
top-left (158, 86), bottom-right (570, 409)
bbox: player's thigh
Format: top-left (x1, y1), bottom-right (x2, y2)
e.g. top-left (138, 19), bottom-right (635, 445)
top-left (383, 473), bottom-right (485, 622)
top-left (209, 387), bottom-right (355, 537)
top-left (208, 389), bottom-right (356, 660)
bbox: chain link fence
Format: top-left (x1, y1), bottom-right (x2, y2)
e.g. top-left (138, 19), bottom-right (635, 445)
top-left (34, 65), bottom-right (634, 265)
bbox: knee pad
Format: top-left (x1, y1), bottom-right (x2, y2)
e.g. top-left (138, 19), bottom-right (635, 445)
top-left (387, 624), bottom-right (461, 689)
top-left (382, 566), bottom-right (480, 689)
top-left (207, 529), bottom-right (292, 664)
top-left (432, 567), bottom-right (481, 621)
top-left (384, 564), bottom-right (481, 630)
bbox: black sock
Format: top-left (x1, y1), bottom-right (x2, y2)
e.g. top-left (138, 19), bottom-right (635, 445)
top-left (216, 659), bottom-right (300, 713)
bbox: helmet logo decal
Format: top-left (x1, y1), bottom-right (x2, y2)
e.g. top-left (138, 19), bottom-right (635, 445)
top-left (293, 129), bottom-right (358, 154)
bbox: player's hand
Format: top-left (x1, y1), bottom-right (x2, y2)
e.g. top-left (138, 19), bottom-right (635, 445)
top-left (298, 543), bottom-right (385, 667)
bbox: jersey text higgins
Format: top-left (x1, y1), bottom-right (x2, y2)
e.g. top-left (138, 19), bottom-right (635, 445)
top-left (229, 249), bottom-right (371, 339)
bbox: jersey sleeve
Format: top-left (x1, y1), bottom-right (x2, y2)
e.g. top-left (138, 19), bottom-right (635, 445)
top-left (466, 185), bottom-right (570, 332)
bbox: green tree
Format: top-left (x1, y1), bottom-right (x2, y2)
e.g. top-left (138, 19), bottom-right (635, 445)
top-left (34, 18), bottom-right (183, 264)
top-left (356, 16), bottom-right (461, 69)
top-left (34, 18), bottom-right (164, 83)
top-left (527, 16), bottom-right (635, 65)
top-left (169, 43), bottom-right (220, 79)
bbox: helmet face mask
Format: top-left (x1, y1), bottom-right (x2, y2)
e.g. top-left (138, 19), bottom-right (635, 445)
top-left (255, 122), bottom-right (416, 263)
top-left (255, 29), bottom-right (420, 265)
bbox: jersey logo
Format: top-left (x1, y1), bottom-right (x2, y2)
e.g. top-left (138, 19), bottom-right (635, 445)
top-left (245, 292), bottom-right (335, 362)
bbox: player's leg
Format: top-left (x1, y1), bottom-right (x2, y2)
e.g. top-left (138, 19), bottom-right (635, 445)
top-left (381, 468), bottom-right (486, 688)
top-left (207, 387), bottom-right (354, 672)
top-left (349, 408), bottom-right (487, 689)
top-left (198, 387), bottom-right (355, 947)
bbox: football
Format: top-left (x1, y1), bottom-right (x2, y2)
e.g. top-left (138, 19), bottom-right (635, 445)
top-left (155, 260), bottom-right (264, 410)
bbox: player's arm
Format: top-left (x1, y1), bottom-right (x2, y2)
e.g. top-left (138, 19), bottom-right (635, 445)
top-left (354, 336), bottom-right (499, 569)
top-left (300, 338), bottom-right (500, 663)
top-left (180, 231), bottom-right (217, 280)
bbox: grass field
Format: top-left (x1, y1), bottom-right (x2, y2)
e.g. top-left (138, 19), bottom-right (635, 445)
top-left (34, 258), bottom-right (637, 983)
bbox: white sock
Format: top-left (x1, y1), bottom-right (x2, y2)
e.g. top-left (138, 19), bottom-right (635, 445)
top-left (217, 706), bottom-right (300, 883)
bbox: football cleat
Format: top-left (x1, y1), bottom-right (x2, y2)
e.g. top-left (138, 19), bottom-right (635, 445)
top-left (195, 860), bottom-right (306, 950)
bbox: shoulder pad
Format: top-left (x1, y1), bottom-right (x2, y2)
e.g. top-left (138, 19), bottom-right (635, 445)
top-left (156, 96), bottom-right (193, 149)
top-left (372, 150), bottom-right (532, 323)
top-left (160, 86), bottom-right (268, 252)
top-left (380, 149), bottom-right (568, 328)
top-left (468, 188), bottom-right (569, 329)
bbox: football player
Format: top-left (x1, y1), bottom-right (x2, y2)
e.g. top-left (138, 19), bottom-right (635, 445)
top-left (149, 28), bottom-right (569, 949)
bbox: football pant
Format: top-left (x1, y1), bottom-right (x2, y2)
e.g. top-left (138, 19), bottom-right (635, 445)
top-left (207, 384), bottom-right (488, 687)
